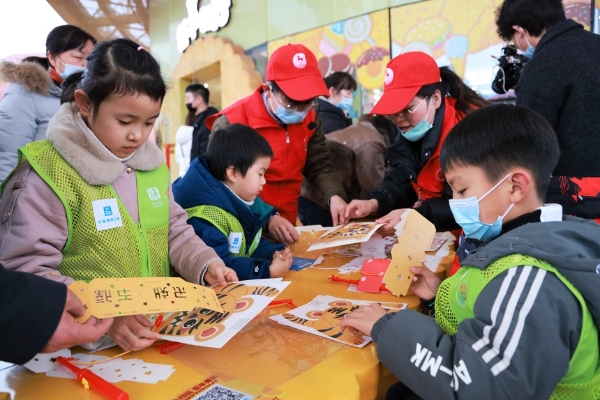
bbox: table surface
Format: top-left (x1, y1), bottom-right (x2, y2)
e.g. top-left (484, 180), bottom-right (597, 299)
top-left (0, 232), bottom-right (455, 400)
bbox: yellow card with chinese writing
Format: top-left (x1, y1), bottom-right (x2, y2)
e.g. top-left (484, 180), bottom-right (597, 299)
top-left (384, 210), bottom-right (436, 296)
top-left (69, 277), bottom-right (223, 323)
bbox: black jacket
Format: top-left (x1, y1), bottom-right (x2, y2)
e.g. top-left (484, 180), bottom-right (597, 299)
top-left (0, 264), bottom-right (66, 364)
top-left (516, 19), bottom-right (600, 177)
top-left (189, 106), bottom-right (219, 160)
top-left (368, 101), bottom-right (458, 231)
top-left (317, 99), bottom-right (352, 134)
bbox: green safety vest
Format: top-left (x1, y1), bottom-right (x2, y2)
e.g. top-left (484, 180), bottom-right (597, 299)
top-left (186, 205), bottom-right (260, 257)
top-left (435, 254), bottom-right (600, 399)
top-left (16, 140), bottom-right (170, 281)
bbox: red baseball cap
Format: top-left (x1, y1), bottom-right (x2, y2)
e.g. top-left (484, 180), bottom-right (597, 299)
top-left (266, 44), bottom-right (329, 101)
top-left (370, 52), bottom-right (441, 115)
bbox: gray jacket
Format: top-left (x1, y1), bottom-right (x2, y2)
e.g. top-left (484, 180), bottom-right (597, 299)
top-left (372, 215), bottom-right (600, 399)
top-left (0, 61), bottom-right (61, 183)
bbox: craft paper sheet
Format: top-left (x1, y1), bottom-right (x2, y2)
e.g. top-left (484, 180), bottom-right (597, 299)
top-left (384, 210), bottom-right (436, 296)
top-left (69, 276), bottom-right (223, 322)
top-left (307, 222), bottom-right (384, 251)
top-left (155, 279), bottom-right (290, 348)
top-left (24, 350), bottom-right (175, 384)
top-left (271, 295), bottom-right (406, 348)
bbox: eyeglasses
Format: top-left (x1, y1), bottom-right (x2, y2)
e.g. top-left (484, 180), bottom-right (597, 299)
top-left (271, 90), bottom-right (319, 112)
top-left (389, 96), bottom-right (429, 120)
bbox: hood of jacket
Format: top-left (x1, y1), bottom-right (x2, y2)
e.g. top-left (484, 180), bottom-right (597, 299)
top-left (0, 61), bottom-right (60, 98)
top-left (462, 216), bottom-right (600, 329)
top-left (172, 156), bottom-right (270, 239)
top-left (45, 102), bottom-right (164, 186)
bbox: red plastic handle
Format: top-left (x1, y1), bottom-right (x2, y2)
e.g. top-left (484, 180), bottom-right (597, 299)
top-left (78, 369), bottom-right (129, 400)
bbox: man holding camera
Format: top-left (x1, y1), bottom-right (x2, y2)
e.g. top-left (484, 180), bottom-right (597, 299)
top-left (496, 0), bottom-right (600, 222)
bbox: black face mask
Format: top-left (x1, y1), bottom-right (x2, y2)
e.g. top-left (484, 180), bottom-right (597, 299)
top-left (186, 103), bottom-right (196, 113)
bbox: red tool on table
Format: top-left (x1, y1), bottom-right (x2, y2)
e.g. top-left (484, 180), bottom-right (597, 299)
top-left (55, 356), bottom-right (129, 400)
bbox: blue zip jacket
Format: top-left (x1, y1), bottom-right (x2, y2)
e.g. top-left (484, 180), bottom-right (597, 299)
top-left (172, 157), bottom-right (284, 280)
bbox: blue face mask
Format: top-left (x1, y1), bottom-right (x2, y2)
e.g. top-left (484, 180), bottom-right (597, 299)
top-left (335, 96), bottom-right (354, 112)
top-left (401, 100), bottom-right (433, 142)
top-left (57, 56), bottom-right (86, 79)
top-left (270, 91), bottom-right (310, 125)
top-left (449, 173), bottom-right (514, 242)
top-left (516, 27), bottom-right (535, 59)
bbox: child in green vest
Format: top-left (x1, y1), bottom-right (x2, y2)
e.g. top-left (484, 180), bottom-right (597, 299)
top-left (340, 104), bottom-right (600, 399)
top-left (172, 123), bottom-right (292, 280)
top-left (0, 38), bottom-right (238, 352)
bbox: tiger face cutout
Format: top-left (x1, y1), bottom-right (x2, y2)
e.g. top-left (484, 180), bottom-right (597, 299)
top-left (156, 283), bottom-right (280, 342)
top-left (282, 300), bottom-right (366, 345)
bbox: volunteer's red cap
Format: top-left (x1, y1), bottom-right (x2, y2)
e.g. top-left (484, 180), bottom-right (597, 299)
top-left (370, 52), bottom-right (440, 115)
top-left (266, 44), bottom-right (329, 101)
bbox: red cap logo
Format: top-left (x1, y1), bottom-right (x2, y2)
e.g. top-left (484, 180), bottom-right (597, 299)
top-left (384, 68), bottom-right (394, 85)
top-left (293, 53), bottom-right (307, 69)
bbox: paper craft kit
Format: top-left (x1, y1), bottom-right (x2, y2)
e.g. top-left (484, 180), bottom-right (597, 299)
top-left (306, 222), bottom-right (383, 251)
top-left (357, 258), bottom-right (391, 293)
top-left (271, 295), bottom-right (407, 347)
top-left (155, 279), bottom-right (290, 348)
top-left (384, 210), bottom-right (436, 296)
top-left (69, 276), bottom-right (223, 322)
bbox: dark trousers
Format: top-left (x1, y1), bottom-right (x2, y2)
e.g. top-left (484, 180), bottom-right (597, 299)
top-left (297, 196), bottom-right (333, 227)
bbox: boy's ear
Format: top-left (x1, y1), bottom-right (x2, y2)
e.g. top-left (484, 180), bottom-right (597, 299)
top-left (74, 89), bottom-right (92, 118)
top-left (509, 169), bottom-right (534, 203)
top-left (225, 166), bottom-right (238, 183)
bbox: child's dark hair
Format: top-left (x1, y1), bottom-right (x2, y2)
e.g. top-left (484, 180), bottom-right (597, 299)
top-left (417, 67), bottom-right (489, 116)
top-left (61, 38), bottom-right (167, 113)
top-left (206, 124), bottom-right (274, 181)
top-left (440, 104), bottom-right (560, 199)
top-left (324, 72), bottom-right (357, 93)
top-left (496, 0), bottom-right (565, 41)
top-left (24, 25), bottom-right (96, 70)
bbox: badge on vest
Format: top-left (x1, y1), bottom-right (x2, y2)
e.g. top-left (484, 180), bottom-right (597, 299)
top-left (228, 232), bottom-right (243, 254)
top-left (92, 199), bottom-right (123, 231)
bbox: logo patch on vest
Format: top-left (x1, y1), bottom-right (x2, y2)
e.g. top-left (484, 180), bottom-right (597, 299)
top-left (228, 232), bottom-right (243, 254)
top-left (456, 279), bottom-right (468, 307)
top-left (146, 186), bottom-right (165, 209)
top-left (92, 199), bottom-right (123, 231)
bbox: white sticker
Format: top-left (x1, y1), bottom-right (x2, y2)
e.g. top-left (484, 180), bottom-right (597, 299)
top-left (228, 232), bottom-right (243, 254)
top-left (92, 199), bottom-right (123, 231)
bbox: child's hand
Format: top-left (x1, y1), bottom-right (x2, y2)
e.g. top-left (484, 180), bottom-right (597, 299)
top-left (339, 304), bottom-right (387, 337)
top-left (107, 315), bottom-right (160, 352)
top-left (268, 215), bottom-right (299, 244)
top-left (342, 199), bottom-right (378, 222)
top-left (409, 264), bottom-right (442, 301)
top-left (205, 261), bottom-right (238, 287)
top-left (269, 249), bottom-right (292, 278)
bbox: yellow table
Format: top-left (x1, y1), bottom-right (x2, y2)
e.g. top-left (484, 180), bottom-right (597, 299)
top-left (0, 233), bottom-right (454, 400)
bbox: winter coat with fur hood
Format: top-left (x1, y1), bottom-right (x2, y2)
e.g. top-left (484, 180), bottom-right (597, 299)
top-left (0, 102), bottom-right (223, 285)
top-left (0, 61), bottom-right (61, 183)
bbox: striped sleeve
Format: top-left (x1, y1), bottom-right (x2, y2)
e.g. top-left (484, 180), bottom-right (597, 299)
top-left (371, 265), bottom-right (583, 400)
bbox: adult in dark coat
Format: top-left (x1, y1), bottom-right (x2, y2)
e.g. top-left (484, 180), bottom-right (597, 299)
top-left (0, 264), bottom-right (111, 364)
top-left (496, 0), bottom-right (600, 222)
top-left (317, 71), bottom-right (356, 134)
top-left (185, 83), bottom-right (219, 160)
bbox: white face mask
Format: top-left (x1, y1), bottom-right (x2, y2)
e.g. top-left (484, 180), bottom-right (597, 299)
top-left (56, 56), bottom-right (86, 79)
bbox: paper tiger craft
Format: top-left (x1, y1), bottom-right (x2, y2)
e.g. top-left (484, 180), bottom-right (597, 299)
top-left (155, 283), bottom-right (279, 342)
top-left (282, 300), bottom-right (366, 345)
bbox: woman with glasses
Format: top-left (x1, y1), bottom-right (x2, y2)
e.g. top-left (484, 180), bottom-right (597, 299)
top-left (205, 44), bottom-right (348, 243)
top-left (342, 52), bottom-right (488, 233)
top-left (0, 25), bottom-right (96, 183)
